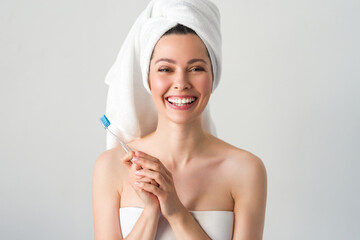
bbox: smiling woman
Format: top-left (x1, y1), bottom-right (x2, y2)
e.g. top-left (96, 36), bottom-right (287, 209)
top-left (148, 33), bottom-right (213, 122)
top-left (93, 0), bottom-right (267, 239)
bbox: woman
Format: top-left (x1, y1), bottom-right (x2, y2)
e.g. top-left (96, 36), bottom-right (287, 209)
top-left (93, 1), bottom-right (267, 239)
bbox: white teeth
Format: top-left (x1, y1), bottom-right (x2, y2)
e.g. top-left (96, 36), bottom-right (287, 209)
top-left (167, 97), bottom-right (196, 104)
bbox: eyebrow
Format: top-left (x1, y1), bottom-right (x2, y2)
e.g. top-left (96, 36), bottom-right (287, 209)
top-left (154, 58), bottom-right (207, 65)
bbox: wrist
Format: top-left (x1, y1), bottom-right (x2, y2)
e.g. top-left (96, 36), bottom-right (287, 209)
top-left (143, 206), bottom-right (161, 219)
top-left (165, 205), bottom-right (188, 224)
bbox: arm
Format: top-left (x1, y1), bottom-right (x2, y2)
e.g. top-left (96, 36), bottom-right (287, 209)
top-left (124, 207), bottom-right (160, 240)
top-left (231, 154), bottom-right (268, 240)
top-left (92, 150), bottom-right (160, 240)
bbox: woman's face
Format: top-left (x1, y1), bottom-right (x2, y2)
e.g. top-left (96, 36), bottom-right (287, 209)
top-left (148, 33), bottom-right (213, 124)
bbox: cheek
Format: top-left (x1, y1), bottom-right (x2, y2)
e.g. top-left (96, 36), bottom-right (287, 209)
top-left (149, 75), bottom-right (169, 96)
top-left (196, 76), bottom-right (212, 95)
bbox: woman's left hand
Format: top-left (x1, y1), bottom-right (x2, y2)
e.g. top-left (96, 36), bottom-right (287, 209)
top-left (131, 151), bottom-right (185, 219)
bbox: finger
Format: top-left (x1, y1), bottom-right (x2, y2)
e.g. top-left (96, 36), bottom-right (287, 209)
top-left (134, 181), bottom-right (161, 196)
top-left (135, 151), bottom-right (172, 176)
top-left (132, 156), bottom-right (164, 173)
top-left (135, 151), bottom-right (159, 162)
top-left (130, 169), bottom-right (157, 185)
top-left (135, 176), bottom-right (159, 187)
top-left (130, 177), bottom-right (156, 192)
top-left (132, 177), bottom-right (159, 193)
top-left (131, 161), bottom-right (142, 172)
top-left (121, 151), bottom-right (135, 170)
top-left (128, 163), bottom-right (143, 185)
top-left (132, 156), bottom-right (170, 182)
top-left (135, 169), bottom-right (166, 187)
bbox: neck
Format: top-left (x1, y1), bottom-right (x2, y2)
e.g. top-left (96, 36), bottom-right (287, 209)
top-left (148, 115), bottom-right (211, 170)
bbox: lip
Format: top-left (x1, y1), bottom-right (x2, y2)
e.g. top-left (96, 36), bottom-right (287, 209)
top-left (165, 95), bottom-right (198, 110)
top-left (165, 95), bottom-right (197, 99)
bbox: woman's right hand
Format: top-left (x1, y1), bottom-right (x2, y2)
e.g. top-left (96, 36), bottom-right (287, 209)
top-left (121, 151), bottom-right (160, 211)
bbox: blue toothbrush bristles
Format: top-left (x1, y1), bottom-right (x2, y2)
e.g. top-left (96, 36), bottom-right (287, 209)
top-left (100, 115), bottom-right (110, 128)
top-left (99, 114), bottom-right (133, 153)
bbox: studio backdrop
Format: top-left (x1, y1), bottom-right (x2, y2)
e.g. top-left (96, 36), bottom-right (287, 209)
top-left (0, 0), bottom-right (359, 239)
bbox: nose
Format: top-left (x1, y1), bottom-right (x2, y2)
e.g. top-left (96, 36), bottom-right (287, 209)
top-left (172, 72), bottom-right (191, 90)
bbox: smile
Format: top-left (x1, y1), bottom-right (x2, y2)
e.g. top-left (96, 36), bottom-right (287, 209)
top-left (165, 96), bottom-right (198, 110)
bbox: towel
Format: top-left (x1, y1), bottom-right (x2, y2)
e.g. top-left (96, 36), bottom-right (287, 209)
top-left (104, 0), bottom-right (222, 150)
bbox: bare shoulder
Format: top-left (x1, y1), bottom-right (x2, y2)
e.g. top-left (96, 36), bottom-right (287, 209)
top-left (228, 147), bottom-right (267, 184)
top-left (94, 146), bottom-right (127, 171)
top-left (211, 136), bottom-right (267, 195)
top-left (211, 136), bottom-right (266, 169)
top-left (93, 147), bottom-right (128, 194)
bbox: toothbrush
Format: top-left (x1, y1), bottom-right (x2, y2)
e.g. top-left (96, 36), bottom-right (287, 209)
top-left (99, 114), bottom-right (133, 153)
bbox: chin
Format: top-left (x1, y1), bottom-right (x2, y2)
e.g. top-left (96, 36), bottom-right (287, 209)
top-left (167, 114), bottom-right (201, 125)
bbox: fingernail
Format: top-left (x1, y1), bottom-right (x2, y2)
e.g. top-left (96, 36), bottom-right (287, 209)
top-left (134, 181), bottom-right (140, 185)
top-left (132, 157), bottom-right (139, 162)
top-left (135, 170), bottom-right (141, 175)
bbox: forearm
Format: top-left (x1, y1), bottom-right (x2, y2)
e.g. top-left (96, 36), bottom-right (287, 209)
top-left (166, 208), bottom-right (211, 240)
top-left (124, 208), bottom-right (160, 240)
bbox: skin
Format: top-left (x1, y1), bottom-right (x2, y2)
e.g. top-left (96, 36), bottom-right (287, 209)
top-left (93, 34), bottom-right (268, 239)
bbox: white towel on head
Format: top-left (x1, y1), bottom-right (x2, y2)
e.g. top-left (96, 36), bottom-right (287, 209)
top-left (104, 0), bottom-right (222, 150)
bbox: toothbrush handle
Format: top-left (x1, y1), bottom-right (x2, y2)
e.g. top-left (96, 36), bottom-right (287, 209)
top-left (106, 128), bottom-right (133, 153)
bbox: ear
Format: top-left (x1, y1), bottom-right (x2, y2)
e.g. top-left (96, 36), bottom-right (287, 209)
top-left (147, 78), bottom-right (151, 91)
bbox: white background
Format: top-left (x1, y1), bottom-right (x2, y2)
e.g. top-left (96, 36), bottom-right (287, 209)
top-left (1, 0), bottom-right (359, 239)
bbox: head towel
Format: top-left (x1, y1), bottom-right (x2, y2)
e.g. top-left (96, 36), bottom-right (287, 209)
top-left (104, 0), bottom-right (222, 150)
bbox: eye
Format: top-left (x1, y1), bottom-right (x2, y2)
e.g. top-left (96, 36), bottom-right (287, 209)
top-left (158, 67), bottom-right (171, 72)
top-left (190, 66), bottom-right (205, 72)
